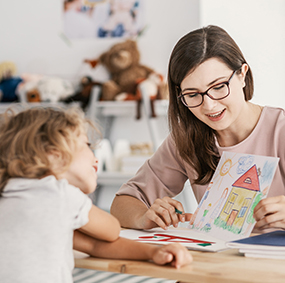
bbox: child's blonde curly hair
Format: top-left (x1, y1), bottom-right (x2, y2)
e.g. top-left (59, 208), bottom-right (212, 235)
top-left (0, 106), bottom-right (99, 194)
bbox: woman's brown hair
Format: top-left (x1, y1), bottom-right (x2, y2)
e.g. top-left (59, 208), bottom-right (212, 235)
top-left (0, 106), bottom-right (97, 194)
top-left (168, 25), bottom-right (254, 185)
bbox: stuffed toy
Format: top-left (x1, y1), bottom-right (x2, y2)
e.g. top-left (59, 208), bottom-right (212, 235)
top-left (36, 76), bottom-right (74, 102)
top-left (130, 72), bottom-right (169, 118)
top-left (19, 75), bottom-right (75, 103)
top-left (85, 39), bottom-right (168, 118)
top-left (0, 61), bottom-right (23, 102)
top-left (61, 76), bottom-right (102, 110)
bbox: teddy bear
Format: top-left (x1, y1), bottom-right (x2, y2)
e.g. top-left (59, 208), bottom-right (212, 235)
top-left (84, 39), bottom-right (168, 118)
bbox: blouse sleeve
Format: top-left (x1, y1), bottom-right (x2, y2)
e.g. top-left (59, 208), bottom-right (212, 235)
top-left (116, 134), bottom-right (190, 207)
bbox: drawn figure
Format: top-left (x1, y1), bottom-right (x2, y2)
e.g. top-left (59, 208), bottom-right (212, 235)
top-left (205, 187), bottom-right (229, 229)
top-left (212, 156), bottom-right (237, 191)
top-left (197, 203), bottom-right (211, 229)
top-left (189, 182), bottom-right (213, 225)
top-left (220, 159), bottom-right (232, 176)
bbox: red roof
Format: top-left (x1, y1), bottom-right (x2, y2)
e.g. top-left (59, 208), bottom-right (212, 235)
top-left (232, 165), bottom-right (260, 192)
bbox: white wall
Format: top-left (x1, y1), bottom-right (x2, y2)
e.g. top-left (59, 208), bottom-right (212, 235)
top-left (200, 0), bottom-right (285, 108)
top-left (0, 0), bottom-right (200, 80)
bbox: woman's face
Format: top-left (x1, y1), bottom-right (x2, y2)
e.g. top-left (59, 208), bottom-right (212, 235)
top-left (180, 58), bottom-right (248, 133)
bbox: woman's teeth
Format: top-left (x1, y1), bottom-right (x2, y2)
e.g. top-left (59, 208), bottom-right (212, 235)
top-left (208, 109), bottom-right (225, 118)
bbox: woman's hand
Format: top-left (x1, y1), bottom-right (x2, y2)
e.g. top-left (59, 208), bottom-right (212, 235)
top-left (253, 195), bottom-right (285, 231)
top-left (151, 243), bottom-right (193, 268)
top-left (141, 196), bottom-right (192, 230)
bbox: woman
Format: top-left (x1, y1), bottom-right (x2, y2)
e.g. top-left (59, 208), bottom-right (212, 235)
top-left (110, 25), bottom-right (285, 233)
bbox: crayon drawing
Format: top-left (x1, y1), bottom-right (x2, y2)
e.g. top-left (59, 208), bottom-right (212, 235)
top-left (138, 234), bottom-right (213, 246)
top-left (189, 151), bottom-right (279, 241)
top-left (119, 227), bottom-right (228, 252)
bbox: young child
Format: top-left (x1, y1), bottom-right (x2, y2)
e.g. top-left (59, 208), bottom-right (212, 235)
top-left (0, 106), bottom-right (192, 283)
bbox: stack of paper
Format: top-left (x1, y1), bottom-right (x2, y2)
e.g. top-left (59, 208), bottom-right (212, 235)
top-left (226, 230), bottom-right (285, 259)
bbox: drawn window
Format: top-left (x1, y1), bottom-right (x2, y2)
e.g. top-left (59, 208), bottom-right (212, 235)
top-left (238, 198), bottom-right (251, 218)
top-left (244, 177), bottom-right (252, 184)
top-left (224, 192), bottom-right (237, 215)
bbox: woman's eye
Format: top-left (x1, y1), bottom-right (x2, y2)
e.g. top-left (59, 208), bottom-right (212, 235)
top-left (185, 93), bottom-right (199, 98)
top-left (213, 83), bottom-right (225, 91)
top-left (87, 142), bottom-right (91, 148)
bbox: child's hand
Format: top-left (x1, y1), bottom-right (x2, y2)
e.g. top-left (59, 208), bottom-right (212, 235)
top-left (151, 243), bottom-right (193, 269)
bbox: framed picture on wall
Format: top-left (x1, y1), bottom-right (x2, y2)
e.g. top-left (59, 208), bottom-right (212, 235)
top-left (63, 0), bottom-right (145, 39)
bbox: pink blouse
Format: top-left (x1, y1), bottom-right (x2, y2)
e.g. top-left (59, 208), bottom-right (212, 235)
top-left (116, 106), bottom-right (285, 207)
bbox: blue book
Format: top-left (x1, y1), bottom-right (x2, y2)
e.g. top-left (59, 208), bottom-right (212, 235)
top-left (226, 231), bottom-right (285, 259)
top-left (227, 230), bottom-right (285, 248)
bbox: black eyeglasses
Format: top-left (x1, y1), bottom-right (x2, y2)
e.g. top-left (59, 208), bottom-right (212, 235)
top-left (177, 70), bottom-right (237, 108)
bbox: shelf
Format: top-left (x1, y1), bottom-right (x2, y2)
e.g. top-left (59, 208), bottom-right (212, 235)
top-left (0, 102), bottom-right (77, 113)
top-left (97, 171), bottom-right (134, 186)
top-left (93, 100), bottom-right (168, 117)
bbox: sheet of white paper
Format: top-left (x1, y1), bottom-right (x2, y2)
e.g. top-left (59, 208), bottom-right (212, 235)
top-left (188, 151), bottom-right (279, 241)
top-left (120, 227), bottom-right (228, 252)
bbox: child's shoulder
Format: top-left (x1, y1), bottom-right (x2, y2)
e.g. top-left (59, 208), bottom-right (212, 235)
top-left (4, 176), bottom-right (84, 199)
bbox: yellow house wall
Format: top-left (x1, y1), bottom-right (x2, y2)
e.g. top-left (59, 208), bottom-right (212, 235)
top-left (219, 187), bottom-right (256, 227)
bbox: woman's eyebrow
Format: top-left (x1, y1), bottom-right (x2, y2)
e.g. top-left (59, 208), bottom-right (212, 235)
top-left (182, 75), bottom-right (228, 92)
top-left (206, 75), bottom-right (227, 87)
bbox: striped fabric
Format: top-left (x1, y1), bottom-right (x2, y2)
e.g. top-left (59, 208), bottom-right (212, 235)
top-left (72, 268), bottom-right (176, 283)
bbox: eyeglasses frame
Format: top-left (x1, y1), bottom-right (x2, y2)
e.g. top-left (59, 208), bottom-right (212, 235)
top-left (177, 70), bottom-right (237, 108)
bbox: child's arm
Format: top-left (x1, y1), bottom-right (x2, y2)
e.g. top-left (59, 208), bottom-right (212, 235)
top-left (79, 205), bottom-right (121, 242)
top-left (73, 230), bottom-right (193, 269)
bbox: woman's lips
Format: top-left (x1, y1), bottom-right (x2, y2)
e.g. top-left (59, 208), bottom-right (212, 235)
top-left (206, 109), bottom-right (226, 121)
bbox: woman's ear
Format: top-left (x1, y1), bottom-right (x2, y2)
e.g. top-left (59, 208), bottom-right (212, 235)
top-left (240, 63), bottom-right (248, 88)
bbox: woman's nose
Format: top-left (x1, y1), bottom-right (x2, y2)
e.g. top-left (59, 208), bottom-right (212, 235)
top-left (201, 94), bottom-right (217, 110)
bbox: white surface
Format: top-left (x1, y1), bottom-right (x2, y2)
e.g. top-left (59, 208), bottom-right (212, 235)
top-left (200, 0), bottom-right (285, 109)
top-left (0, 0), bottom-right (199, 79)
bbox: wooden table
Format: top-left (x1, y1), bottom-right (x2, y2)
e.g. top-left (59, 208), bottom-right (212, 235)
top-left (74, 248), bottom-right (285, 283)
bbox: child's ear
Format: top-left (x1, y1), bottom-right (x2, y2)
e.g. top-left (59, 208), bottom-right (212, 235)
top-left (47, 150), bottom-right (64, 174)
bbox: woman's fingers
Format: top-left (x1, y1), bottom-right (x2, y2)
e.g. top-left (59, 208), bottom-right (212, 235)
top-left (254, 196), bottom-right (285, 230)
top-left (145, 197), bottom-right (187, 229)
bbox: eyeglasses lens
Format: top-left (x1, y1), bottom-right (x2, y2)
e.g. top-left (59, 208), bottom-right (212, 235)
top-left (182, 83), bottom-right (229, 108)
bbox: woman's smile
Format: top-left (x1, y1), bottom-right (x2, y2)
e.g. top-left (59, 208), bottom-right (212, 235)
top-left (206, 108), bottom-right (226, 121)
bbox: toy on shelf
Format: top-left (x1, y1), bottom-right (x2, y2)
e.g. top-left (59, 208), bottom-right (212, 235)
top-left (0, 61), bottom-right (23, 102)
top-left (84, 39), bottom-right (168, 119)
top-left (18, 74), bottom-right (75, 103)
top-left (61, 76), bottom-right (102, 110)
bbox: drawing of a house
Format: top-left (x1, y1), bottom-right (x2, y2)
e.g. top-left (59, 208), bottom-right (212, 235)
top-left (217, 165), bottom-right (260, 232)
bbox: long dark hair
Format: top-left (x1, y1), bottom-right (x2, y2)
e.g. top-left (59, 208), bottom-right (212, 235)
top-left (168, 25), bottom-right (254, 185)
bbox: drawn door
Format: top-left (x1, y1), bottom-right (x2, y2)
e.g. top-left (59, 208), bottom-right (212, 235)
top-left (227, 209), bottom-right (238, 226)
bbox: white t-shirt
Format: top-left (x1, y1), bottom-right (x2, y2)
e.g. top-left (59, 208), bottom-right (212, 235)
top-left (0, 176), bottom-right (92, 283)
